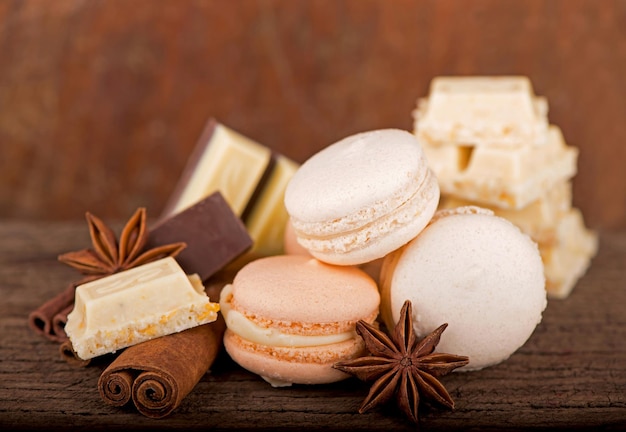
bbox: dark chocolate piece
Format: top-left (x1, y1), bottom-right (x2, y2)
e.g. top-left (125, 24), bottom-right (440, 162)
top-left (148, 191), bottom-right (252, 281)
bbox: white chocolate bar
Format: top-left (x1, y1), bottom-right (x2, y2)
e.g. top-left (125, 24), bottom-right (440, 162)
top-left (243, 154), bottom-right (300, 259)
top-left (166, 123), bottom-right (272, 217)
top-left (540, 208), bottom-right (598, 299)
top-left (440, 181), bottom-right (572, 245)
top-left (65, 257), bottom-right (219, 360)
top-left (424, 126), bottom-right (578, 209)
top-left (414, 76), bottom-right (549, 147)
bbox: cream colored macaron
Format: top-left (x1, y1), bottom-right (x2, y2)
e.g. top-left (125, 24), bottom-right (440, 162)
top-left (220, 255), bottom-right (380, 386)
top-left (284, 129), bottom-right (440, 266)
top-left (380, 206), bottom-right (547, 371)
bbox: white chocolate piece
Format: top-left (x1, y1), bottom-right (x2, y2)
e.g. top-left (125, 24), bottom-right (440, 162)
top-left (540, 208), bottom-right (598, 299)
top-left (423, 126), bottom-right (578, 209)
top-left (243, 155), bottom-right (300, 259)
top-left (414, 76), bottom-right (549, 147)
top-left (65, 257), bottom-right (219, 360)
top-left (440, 181), bottom-right (572, 245)
top-left (169, 124), bottom-right (272, 216)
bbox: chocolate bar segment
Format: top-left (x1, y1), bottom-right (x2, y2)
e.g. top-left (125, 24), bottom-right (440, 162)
top-left (440, 181), bottom-right (572, 245)
top-left (423, 125), bottom-right (578, 209)
top-left (65, 257), bottom-right (219, 360)
top-left (414, 76), bottom-right (549, 147)
top-left (540, 208), bottom-right (598, 298)
top-left (162, 119), bottom-right (273, 218)
top-left (149, 191), bottom-right (252, 281)
top-left (240, 154), bottom-right (300, 260)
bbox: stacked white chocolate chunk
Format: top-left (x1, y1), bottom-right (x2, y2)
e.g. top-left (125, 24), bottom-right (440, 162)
top-left (413, 76), bottom-right (597, 298)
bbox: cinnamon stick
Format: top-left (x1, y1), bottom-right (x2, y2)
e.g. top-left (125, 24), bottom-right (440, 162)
top-left (98, 319), bottom-right (225, 418)
top-left (28, 283), bottom-right (75, 342)
top-left (52, 303), bottom-right (73, 340)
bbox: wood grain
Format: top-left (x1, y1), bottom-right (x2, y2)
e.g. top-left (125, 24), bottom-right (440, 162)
top-left (0, 0), bottom-right (625, 228)
top-left (0, 221), bottom-right (625, 430)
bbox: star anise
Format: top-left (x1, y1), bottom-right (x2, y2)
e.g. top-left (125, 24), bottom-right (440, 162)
top-left (58, 207), bottom-right (186, 279)
top-left (333, 300), bottom-right (469, 425)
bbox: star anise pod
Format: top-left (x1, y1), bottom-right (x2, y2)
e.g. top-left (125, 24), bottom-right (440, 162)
top-left (334, 300), bottom-right (469, 425)
top-left (58, 207), bottom-right (186, 279)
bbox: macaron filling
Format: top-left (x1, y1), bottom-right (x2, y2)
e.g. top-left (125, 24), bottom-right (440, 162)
top-left (220, 284), bottom-right (357, 348)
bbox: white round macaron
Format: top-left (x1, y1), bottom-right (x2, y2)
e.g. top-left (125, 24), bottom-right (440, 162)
top-left (380, 206), bottom-right (547, 371)
top-left (284, 129), bottom-right (440, 266)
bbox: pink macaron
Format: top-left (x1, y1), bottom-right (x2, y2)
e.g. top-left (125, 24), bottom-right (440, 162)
top-left (220, 255), bottom-right (380, 386)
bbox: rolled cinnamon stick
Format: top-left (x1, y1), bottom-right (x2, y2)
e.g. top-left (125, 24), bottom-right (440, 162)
top-left (28, 283), bottom-right (75, 342)
top-left (52, 303), bottom-right (74, 340)
top-left (101, 369), bottom-right (134, 407)
top-left (98, 318), bottom-right (225, 418)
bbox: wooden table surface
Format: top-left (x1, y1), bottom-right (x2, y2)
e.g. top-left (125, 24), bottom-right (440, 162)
top-left (1, 221), bottom-right (625, 431)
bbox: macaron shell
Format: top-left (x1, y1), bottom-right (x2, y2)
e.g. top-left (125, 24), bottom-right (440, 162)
top-left (381, 209), bottom-right (547, 371)
top-left (231, 255), bottom-right (379, 328)
top-left (224, 330), bottom-right (363, 385)
top-left (285, 129), bottom-right (427, 226)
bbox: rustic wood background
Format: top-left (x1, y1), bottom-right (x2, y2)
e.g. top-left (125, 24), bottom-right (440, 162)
top-left (1, 0), bottom-right (625, 229)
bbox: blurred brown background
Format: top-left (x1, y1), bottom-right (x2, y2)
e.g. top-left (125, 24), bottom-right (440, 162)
top-left (1, 0), bottom-right (625, 229)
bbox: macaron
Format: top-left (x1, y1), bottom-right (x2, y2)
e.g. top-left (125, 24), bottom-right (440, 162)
top-left (284, 129), bottom-right (440, 266)
top-left (380, 206), bottom-right (547, 371)
top-left (220, 255), bottom-right (380, 386)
